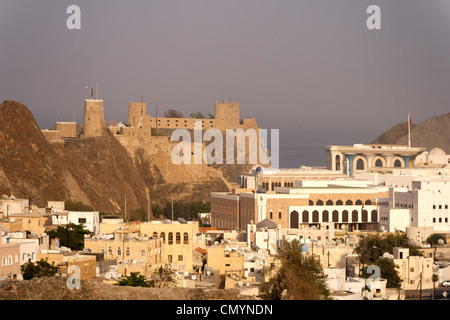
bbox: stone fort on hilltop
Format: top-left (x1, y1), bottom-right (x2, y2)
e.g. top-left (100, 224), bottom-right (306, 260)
top-left (42, 99), bottom-right (260, 157)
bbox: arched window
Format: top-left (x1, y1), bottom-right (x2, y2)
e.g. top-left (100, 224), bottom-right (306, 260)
top-left (394, 159), bottom-right (402, 167)
top-left (313, 210), bottom-right (319, 223)
top-left (346, 200), bottom-right (353, 205)
top-left (160, 232), bottom-right (166, 244)
top-left (176, 232), bottom-right (181, 244)
top-left (365, 199), bottom-right (372, 205)
top-left (335, 155), bottom-right (341, 171)
top-left (355, 200), bottom-right (362, 205)
top-left (316, 200), bottom-right (323, 206)
top-left (342, 210), bottom-right (349, 222)
top-left (336, 200), bottom-right (343, 205)
top-left (309, 200), bottom-right (314, 205)
top-left (371, 210), bottom-right (378, 222)
top-left (322, 210), bottom-right (329, 222)
top-left (2, 257), bottom-right (7, 266)
top-left (356, 159), bottom-right (364, 170)
top-left (326, 200), bottom-right (333, 206)
top-left (153, 232), bottom-right (158, 238)
top-left (168, 232), bottom-right (173, 245)
top-left (302, 210), bottom-right (309, 223)
top-left (184, 232), bottom-right (189, 244)
top-left (375, 159), bottom-right (383, 167)
top-left (332, 210), bottom-right (339, 222)
top-left (362, 210), bottom-right (368, 222)
top-left (352, 210), bottom-right (358, 222)
top-left (290, 211), bottom-right (299, 229)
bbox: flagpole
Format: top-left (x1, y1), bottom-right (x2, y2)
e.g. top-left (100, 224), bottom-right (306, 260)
top-left (408, 113), bottom-right (411, 148)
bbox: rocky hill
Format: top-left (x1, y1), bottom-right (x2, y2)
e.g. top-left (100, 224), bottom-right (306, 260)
top-left (371, 121), bottom-right (417, 145)
top-left (371, 112), bottom-right (450, 153)
top-left (0, 277), bottom-right (248, 300)
top-left (0, 100), bottom-right (233, 214)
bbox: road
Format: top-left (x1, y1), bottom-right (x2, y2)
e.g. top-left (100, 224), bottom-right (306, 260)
top-left (405, 287), bottom-right (450, 300)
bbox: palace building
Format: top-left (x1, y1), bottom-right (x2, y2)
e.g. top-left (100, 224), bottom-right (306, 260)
top-left (326, 144), bottom-right (426, 177)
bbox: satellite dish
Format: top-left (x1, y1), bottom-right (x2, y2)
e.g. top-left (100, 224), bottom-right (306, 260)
top-left (438, 239), bottom-right (445, 245)
top-left (184, 271), bottom-right (189, 277)
top-left (237, 281), bottom-right (243, 287)
top-left (191, 275), bottom-right (197, 280)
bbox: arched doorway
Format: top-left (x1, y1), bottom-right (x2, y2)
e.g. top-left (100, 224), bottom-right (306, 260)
top-left (290, 211), bottom-right (299, 229)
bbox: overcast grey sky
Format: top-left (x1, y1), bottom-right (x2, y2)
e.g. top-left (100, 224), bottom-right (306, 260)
top-left (1, 0), bottom-right (449, 167)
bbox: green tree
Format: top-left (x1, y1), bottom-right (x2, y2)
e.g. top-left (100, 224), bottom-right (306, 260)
top-left (361, 258), bottom-right (402, 288)
top-left (260, 240), bottom-right (330, 300)
top-left (147, 265), bottom-right (178, 288)
top-left (115, 272), bottom-right (150, 287)
top-left (47, 223), bottom-right (92, 251)
top-left (189, 112), bottom-right (206, 119)
top-left (21, 259), bottom-right (57, 280)
top-left (426, 234), bottom-right (447, 246)
top-left (164, 109), bottom-right (184, 118)
top-left (64, 200), bottom-right (94, 212)
top-left (355, 232), bottom-right (422, 266)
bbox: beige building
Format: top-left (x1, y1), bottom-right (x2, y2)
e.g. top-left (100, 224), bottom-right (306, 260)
top-left (97, 219), bottom-right (203, 273)
top-left (84, 230), bottom-right (163, 276)
top-left (0, 243), bottom-right (21, 279)
top-left (206, 245), bottom-right (244, 288)
top-left (211, 180), bottom-right (388, 232)
top-left (7, 213), bottom-right (52, 235)
top-left (37, 251), bottom-right (96, 280)
top-left (392, 247), bottom-right (434, 290)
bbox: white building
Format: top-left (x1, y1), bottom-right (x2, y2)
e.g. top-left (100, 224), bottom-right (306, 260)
top-left (51, 211), bottom-right (100, 234)
top-left (0, 195), bottom-right (29, 218)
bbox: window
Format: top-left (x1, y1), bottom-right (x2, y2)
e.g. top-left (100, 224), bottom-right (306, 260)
top-left (140, 250), bottom-right (145, 257)
top-left (117, 248), bottom-right (122, 256)
top-left (178, 255), bottom-right (183, 262)
top-left (356, 159), bottom-right (364, 170)
top-left (153, 232), bottom-right (158, 238)
top-left (176, 232), bottom-right (181, 244)
top-left (184, 233), bottom-right (189, 244)
top-left (126, 248), bottom-right (130, 256)
top-left (168, 255), bottom-right (173, 263)
top-left (168, 232), bottom-right (173, 245)
top-left (316, 200), bottom-right (323, 206)
top-left (346, 200), bottom-right (353, 205)
top-left (78, 218), bottom-right (87, 224)
top-left (278, 211), bottom-right (282, 219)
top-left (375, 159), bottom-right (383, 167)
top-left (336, 200), bottom-right (343, 205)
top-left (161, 232), bottom-right (166, 244)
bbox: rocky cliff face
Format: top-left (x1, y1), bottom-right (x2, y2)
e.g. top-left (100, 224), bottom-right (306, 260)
top-left (0, 100), bottom-right (231, 213)
top-left (371, 112), bottom-right (450, 153)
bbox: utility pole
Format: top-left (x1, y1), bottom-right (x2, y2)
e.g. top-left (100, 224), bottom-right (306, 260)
top-left (171, 194), bottom-right (174, 221)
top-left (147, 189), bottom-right (152, 222)
top-left (124, 194), bottom-right (127, 222)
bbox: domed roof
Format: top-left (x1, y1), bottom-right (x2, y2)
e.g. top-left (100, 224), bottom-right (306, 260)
top-left (256, 219), bottom-right (277, 229)
top-left (430, 147), bottom-right (446, 155)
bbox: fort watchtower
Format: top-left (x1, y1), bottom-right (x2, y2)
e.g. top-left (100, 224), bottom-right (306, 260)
top-left (82, 99), bottom-right (106, 138)
top-left (128, 102), bottom-right (147, 128)
top-left (214, 101), bottom-right (240, 131)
